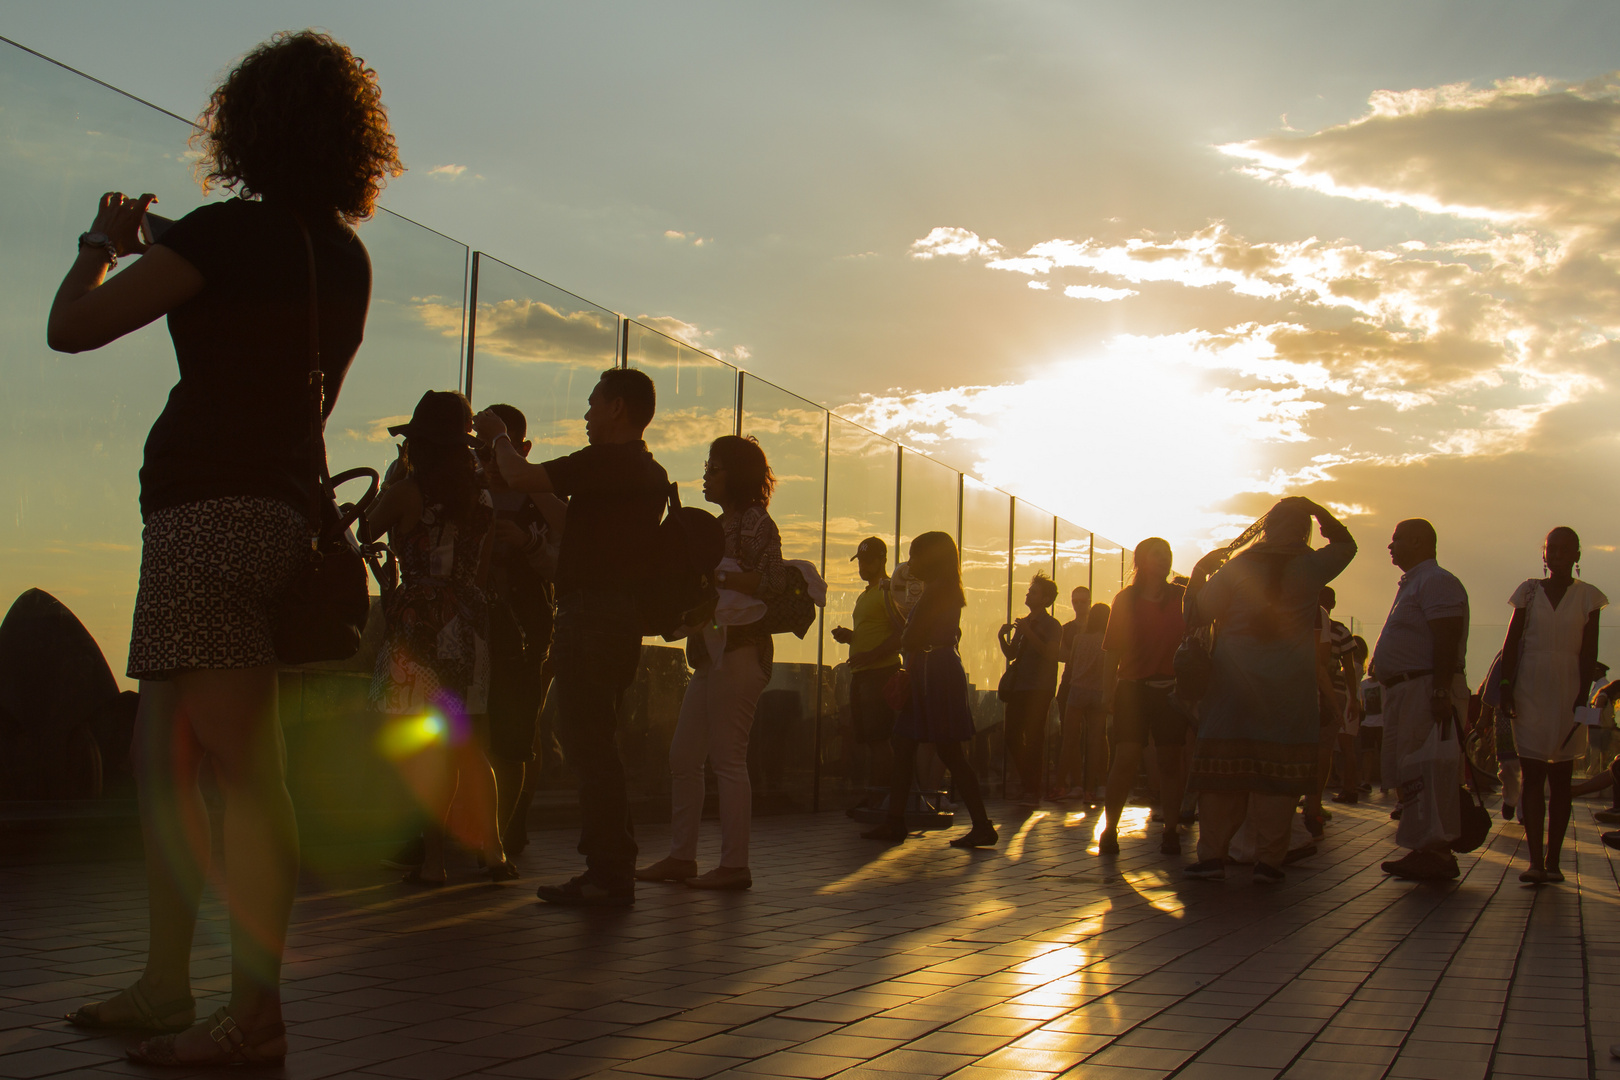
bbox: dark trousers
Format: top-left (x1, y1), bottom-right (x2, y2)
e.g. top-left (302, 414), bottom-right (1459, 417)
top-left (551, 591), bottom-right (642, 888)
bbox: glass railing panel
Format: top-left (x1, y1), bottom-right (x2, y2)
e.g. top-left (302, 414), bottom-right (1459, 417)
top-left (327, 209), bottom-right (467, 540)
top-left (899, 450), bottom-right (961, 562)
top-left (739, 374), bottom-right (827, 668)
top-left (465, 252), bottom-right (616, 455)
top-left (961, 478), bottom-right (1011, 752)
top-left (1055, 518), bottom-right (1094, 627)
top-left (1012, 500), bottom-right (1056, 613)
top-left (818, 416), bottom-right (899, 807)
top-left (625, 320), bottom-right (736, 510)
top-left (738, 373), bottom-right (827, 813)
top-left (621, 322), bottom-right (737, 819)
top-left (0, 40), bottom-right (204, 690)
top-left (1092, 537), bottom-right (1126, 606)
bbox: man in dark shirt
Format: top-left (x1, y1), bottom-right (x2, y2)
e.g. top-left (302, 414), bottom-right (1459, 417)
top-left (477, 370), bottom-right (669, 906)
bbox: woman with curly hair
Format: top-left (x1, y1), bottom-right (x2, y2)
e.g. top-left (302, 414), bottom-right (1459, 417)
top-left (48, 31), bottom-right (401, 1067)
top-left (638, 435), bottom-right (788, 891)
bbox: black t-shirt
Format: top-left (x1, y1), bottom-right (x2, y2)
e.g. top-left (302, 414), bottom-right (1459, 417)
top-left (542, 440), bottom-right (669, 596)
top-left (139, 198), bottom-right (371, 519)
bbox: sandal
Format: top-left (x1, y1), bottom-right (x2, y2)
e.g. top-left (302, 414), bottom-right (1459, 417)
top-left (66, 979), bottom-right (194, 1033)
top-left (487, 860), bottom-right (520, 882)
top-left (128, 1007), bottom-right (286, 1067)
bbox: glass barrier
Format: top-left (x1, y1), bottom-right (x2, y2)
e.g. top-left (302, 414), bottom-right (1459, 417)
top-left (327, 210), bottom-right (467, 542)
top-left (961, 478), bottom-right (1012, 742)
top-left (739, 374), bottom-right (827, 667)
top-left (1, 34), bottom-right (1140, 830)
top-left (625, 320), bottom-right (736, 508)
top-left (1012, 500), bottom-right (1056, 611)
top-left (1092, 537), bottom-right (1126, 607)
top-left (1055, 518), bottom-right (1094, 627)
top-left (0, 42), bottom-right (206, 690)
top-left (465, 253), bottom-right (617, 455)
top-left (738, 374), bottom-right (828, 813)
top-left (818, 416), bottom-right (899, 806)
top-left (620, 322), bottom-right (737, 819)
top-left (899, 450), bottom-right (961, 562)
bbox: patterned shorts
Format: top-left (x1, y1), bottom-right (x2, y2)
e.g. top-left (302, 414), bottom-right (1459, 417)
top-left (127, 497), bottom-right (309, 679)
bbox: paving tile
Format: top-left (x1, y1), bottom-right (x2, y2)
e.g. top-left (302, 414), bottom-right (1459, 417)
top-left (2, 799), bottom-right (1615, 1080)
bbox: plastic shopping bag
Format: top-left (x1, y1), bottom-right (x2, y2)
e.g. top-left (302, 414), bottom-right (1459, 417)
top-left (1396, 720), bottom-right (1460, 851)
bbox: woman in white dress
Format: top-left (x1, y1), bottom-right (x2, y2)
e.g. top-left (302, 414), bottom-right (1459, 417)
top-left (1501, 527), bottom-right (1607, 884)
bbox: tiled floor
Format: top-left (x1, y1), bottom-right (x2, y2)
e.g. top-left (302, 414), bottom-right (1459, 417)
top-left (3, 793), bottom-right (1617, 1079)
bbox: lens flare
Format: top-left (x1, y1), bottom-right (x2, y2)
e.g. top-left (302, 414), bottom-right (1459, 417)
top-left (376, 713), bottom-right (448, 760)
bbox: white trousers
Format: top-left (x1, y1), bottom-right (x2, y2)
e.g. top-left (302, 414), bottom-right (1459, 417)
top-left (668, 645), bottom-right (769, 868)
top-left (1386, 672), bottom-right (1468, 850)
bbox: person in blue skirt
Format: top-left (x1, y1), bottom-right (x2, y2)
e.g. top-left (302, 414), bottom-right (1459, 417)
top-left (861, 531), bottom-right (998, 848)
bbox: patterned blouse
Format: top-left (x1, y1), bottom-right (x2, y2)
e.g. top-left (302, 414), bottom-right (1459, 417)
top-left (688, 504), bottom-right (789, 677)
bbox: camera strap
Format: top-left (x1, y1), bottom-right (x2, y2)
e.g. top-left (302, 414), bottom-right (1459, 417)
top-left (291, 211), bottom-right (335, 538)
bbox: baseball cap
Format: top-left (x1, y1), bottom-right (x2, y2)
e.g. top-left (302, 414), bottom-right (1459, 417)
top-left (851, 536), bottom-right (888, 562)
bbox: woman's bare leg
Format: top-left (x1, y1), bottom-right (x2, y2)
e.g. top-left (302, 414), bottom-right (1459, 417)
top-left (149, 666), bottom-right (295, 1059)
top-left (1545, 760), bottom-right (1574, 871)
top-left (1520, 757), bottom-right (1548, 870)
top-left (1104, 743), bottom-right (1144, 836)
top-left (128, 680), bottom-right (208, 1011)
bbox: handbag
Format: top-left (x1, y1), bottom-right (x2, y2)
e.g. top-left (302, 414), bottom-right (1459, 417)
top-left (1452, 783), bottom-right (1492, 854)
top-left (757, 564), bottom-right (818, 639)
top-left (997, 632), bottom-right (1023, 703)
top-left (269, 215), bottom-right (379, 665)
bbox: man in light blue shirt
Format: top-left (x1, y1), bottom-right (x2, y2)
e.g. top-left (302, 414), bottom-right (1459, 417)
top-left (1373, 518), bottom-right (1470, 881)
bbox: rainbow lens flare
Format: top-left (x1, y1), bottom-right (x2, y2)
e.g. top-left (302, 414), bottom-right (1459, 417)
top-left (376, 713), bottom-right (448, 760)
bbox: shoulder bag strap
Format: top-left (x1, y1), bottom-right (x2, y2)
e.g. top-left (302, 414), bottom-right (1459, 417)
top-left (290, 212), bottom-right (333, 533)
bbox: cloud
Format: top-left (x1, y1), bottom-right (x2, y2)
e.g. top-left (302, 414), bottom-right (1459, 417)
top-left (428, 164), bottom-right (469, 179)
top-left (910, 226), bottom-right (1003, 260)
top-left (346, 414), bottom-right (412, 444)
top-left (473, 298), bottom-right (619, 367)
top-left (1221, 74), bottom-right (1620, 228)
top-left (1063, 283), bottom-right (1136, 302)
top-left (888, 73), bottom-right (1620, 564)
top-left (632, 316), bottom-right (750, 366)
top-left (664, 229), bottom-right (710, 246)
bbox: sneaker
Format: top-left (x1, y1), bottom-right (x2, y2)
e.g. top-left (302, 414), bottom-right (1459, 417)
top-left (381, 836), bottom-right (424, 871)
top-left (1184, 859), bottom-right (1226, 880)
top-left (686, 866), bottom-right (752, 891)
top-left (635, 857), bottom-right (698, 883)
top-left (1283, 844), bottom-right (1318, 865)
top-left (1358, 782), bottom-right (1373, 793)
top-left (1381, 850), bottom-right (1458, 880)
top-left (1595, 809), bottom-right (1620, 825)
top-left (1331, 791), bottom-right (1359, 805)
top-left (1253, 863), bottom-right (1285, 884)
top-left (536, 874), bottom-right (634, 908)
top-left (949, 824), bottom-right (999, 848)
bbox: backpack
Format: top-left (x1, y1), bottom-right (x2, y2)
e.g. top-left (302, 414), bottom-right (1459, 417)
top-left (638, 481), bottom-right (725, 640)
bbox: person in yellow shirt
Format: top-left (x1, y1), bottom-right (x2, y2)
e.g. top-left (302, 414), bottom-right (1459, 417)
top-left (833, 537), bottom-right (904, 812)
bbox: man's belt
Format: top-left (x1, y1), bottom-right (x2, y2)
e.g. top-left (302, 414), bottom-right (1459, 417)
top-left (1379, 669), bottom-right (1433, 688)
